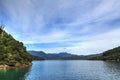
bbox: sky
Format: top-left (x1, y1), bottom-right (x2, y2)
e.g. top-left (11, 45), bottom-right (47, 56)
top-left (0, 0), bottom-right (120, 55)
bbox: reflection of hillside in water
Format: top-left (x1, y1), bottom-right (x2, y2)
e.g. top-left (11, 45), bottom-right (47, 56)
top-left (0, 66), bottom-right (31, 80)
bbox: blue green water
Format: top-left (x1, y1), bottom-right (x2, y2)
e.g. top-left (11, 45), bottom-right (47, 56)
top-left (1, 60), bottom-right (120, 80)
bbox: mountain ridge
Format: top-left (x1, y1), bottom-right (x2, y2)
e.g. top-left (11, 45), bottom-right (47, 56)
top-left (28, 50), bottom-right (102, 60)
top-left (28, 43), bottom-right (120, 60)
top-left (28, 51), bottom-right (77, 60)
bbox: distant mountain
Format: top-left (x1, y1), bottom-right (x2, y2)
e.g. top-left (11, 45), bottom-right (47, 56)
top-left (29, 46), bottom-right (120, 60)
top-left (57, 52), bottom-right (73, 57)
top-left (28, 51), bottom-right (46, 57)
top-left (28, 51), bottom-right (82, 60)
top-left (63, 53), bottom-right (103, 60)
top-left (28, 50), bottom-right (102, 60)
top-left (31, 55), bottom-right (45, 60)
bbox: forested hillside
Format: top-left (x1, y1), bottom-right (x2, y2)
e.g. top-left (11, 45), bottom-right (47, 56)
top-left (0, 25), bottom-right (32, 67)
top-left (89, 46), bottom-right (120, 61)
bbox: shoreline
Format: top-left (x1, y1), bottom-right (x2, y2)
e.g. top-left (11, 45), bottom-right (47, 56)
top-left (0, 62), bottom-right (32, 69)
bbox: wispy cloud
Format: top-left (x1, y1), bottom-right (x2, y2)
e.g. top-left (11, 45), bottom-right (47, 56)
top-left (0, 0), bottom-right (120, 54)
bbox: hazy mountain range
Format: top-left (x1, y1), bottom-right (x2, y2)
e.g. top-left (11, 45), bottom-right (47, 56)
top-left (28, 51), bottom-right (102, 60)
top-left (28, 46), bottom-right (120, 60)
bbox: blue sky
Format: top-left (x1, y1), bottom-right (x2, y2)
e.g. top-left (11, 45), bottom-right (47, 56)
top-left (0, 0), bottom-right (120, 55)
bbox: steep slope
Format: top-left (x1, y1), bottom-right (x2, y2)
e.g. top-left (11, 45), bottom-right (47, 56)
top-left (0, 25), bottom-right (32, 67)
top-left (102, 46), bottom-right (120, 60)
top-left (89, 46), bottom-right (120, 61)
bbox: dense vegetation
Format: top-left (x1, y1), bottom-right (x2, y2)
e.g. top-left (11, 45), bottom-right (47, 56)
top-left (0, 25), bottom-right (33, 66)
top-left (102, 46), bottom-right (120, 60)
top-left (89, 46), bottom-right (120, 61)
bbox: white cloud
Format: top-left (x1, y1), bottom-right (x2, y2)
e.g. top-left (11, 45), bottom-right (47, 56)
top-left (66, 28), bottom-right (120, 55)
top-left (1, 0), bottom-right (120, 55)
top-left (25, 27), bottom-right (120, 55)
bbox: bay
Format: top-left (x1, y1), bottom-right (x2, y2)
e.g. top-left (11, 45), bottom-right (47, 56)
top-left (1, 60), bottom-right (120, 80)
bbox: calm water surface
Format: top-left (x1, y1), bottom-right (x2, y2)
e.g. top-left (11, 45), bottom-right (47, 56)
top-left (1, 60), bottom-right (120, 80)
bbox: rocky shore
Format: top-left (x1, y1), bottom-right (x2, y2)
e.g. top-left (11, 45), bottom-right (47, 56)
top-left (0, 62), bottom-right (32, 69)
top-left (0, 65), bottom-right (9, 69)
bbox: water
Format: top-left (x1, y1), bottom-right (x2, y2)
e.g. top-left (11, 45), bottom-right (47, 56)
top-left (1, 60), bottom-right (120, 80)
